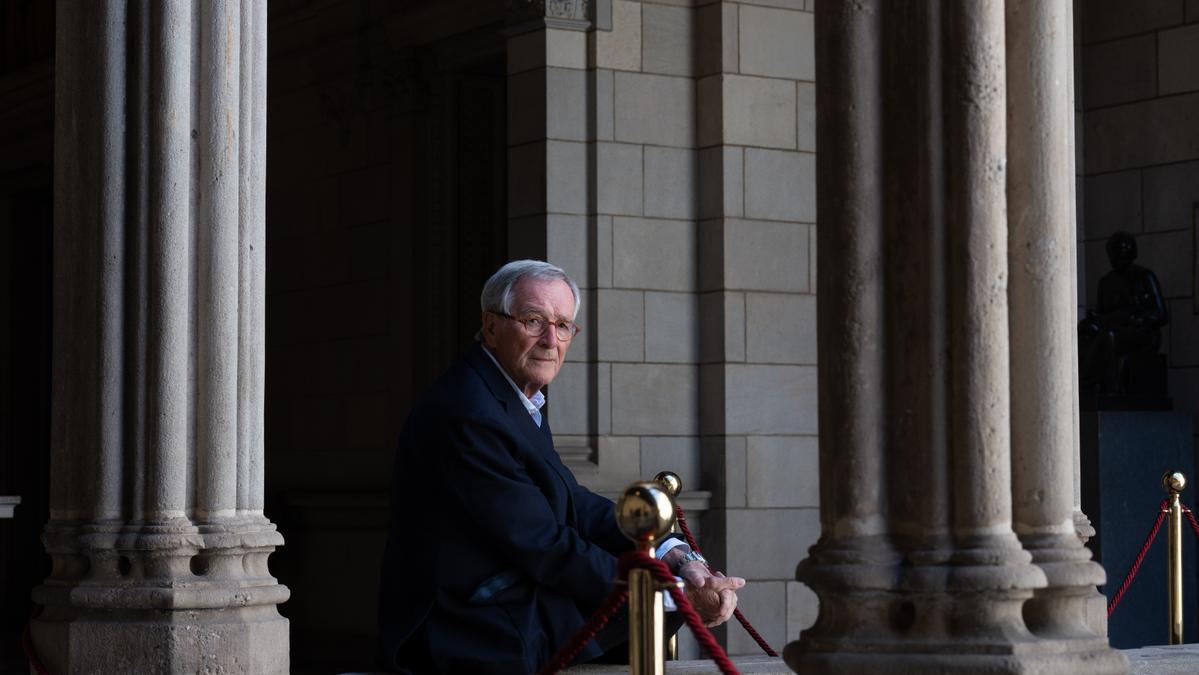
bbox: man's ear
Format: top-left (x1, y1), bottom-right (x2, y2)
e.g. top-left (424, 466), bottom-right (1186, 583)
top-left (480, 311), bottom-right (497, 346)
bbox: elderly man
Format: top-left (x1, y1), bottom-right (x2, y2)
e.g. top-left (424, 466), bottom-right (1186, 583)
top-left (378, 260), bottom-right (744, 673)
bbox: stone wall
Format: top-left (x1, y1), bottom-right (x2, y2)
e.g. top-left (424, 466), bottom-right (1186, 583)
top-left (1078, 0), bottom-right (1199, 459)
top-left (693, 0), bottom-right (820, 655)
top-left (514, 0), bottom-right (821, 655)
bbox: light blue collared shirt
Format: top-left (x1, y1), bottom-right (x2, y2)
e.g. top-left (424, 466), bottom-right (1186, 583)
top-left (481, 346), bottom-right (547, 427)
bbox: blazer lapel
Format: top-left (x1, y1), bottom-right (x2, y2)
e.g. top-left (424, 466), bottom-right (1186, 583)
top-left (464, 344), bottom-right (578, 500)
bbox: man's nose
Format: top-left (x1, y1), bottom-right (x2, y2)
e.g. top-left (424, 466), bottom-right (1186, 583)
top-left (537, 327), bottom-right (559, 347)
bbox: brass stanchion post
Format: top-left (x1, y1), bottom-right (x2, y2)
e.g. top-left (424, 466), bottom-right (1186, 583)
top-left (615, 482), bottom-right (676, 675)
top-left (1164, 471), bottom-right (1187, 645)
top-left (655, 471), bottom-right (683, 662)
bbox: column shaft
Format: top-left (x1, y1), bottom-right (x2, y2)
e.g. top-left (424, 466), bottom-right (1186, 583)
top-left (147, 0), bottom-right (192, 520)
top-left (129, 0), bottom-right (151, 522)
top-left (1006, 0), bottom-right (1117, 651)
top-left (883, 0), bottom-right (950, 555)
top-left (786, 0), bottom-right (899, 664)
top-left (197, 0), bottom-right (242, 520)
top-left (813, 0), bottom-right (886, 544)
top-left (50, 0), bottom-right (129, 523)
top-left (944, 0), bottom-right (1020, 548)
top-left (239, 0), bottom-right (268, 514)
top-left (1007, 0), bottom-right (1076, 542)
top-left (96, 0), bottom-right (127, 523)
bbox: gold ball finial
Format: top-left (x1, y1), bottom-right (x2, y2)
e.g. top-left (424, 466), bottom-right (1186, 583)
top-left (1164, 471), bottom-right (1188, 494)
top-left (616, 481), bottom-right (675, 546)
top-left (654, 471), bottom-right (682, 498)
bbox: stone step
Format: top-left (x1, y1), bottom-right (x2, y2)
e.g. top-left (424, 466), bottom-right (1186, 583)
top-left (333, 665), bottom-right (785, 675)
top-left (336, 646), bottom-right (1199, 674)
top-left (566, 656), bottom-right (788, 674)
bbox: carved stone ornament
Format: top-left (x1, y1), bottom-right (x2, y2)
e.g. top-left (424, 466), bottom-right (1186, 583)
top-left (506, 0), bottom-right (591, 31)
top-left (546, 0), bottom-right (589, 20)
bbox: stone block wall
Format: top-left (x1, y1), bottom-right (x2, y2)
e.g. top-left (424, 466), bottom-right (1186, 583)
top-left (504, 3), bottom-right (709, 489)
top-left (694, 0), bottom-right (819, 655)
top-left (515, 0), bottom-right (821, 655)
top-left (590, 0), bottom-right (704, 494)
top-left (1078, 1), bottom-right (1199, 463)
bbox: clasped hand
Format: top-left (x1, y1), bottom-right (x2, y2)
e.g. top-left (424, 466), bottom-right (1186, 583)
top-left (678, 561), bottom-right (746, 627)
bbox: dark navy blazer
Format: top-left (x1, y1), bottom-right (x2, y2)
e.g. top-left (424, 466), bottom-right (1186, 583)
top-left (379, 343), bottom-right (632, 673)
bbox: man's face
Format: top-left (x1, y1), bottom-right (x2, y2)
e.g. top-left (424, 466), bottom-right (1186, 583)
top-left (481, 278), bottom-right (576, 398)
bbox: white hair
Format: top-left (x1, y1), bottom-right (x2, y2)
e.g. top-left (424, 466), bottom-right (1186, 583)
top-left (480, 259), bottom-right (581, 321)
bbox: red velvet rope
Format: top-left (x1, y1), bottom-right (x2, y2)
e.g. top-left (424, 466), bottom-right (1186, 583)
top-left (22, 623), bottom-right (48, 675)
top-left (1181, 504), bottom-right (1199, 542)
top-left (1107, 499), bottom-right (1168, 617)
top-left (674, 505), bottom-right (779, 657)
top-left (538, 550), bottom-right (740, 675)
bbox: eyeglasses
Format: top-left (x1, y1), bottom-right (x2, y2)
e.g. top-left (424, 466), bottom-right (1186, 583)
top-left (494, 312), bottom-right (581, 341)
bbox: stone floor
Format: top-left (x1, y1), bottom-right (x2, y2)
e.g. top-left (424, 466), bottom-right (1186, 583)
top-left (1125, 643), bottom-right (1199, 673)
top-left (339, 645), bottom-right (1199, 674)
top-left (336, 656), bottom-right (790, 675)
top-left (565, 656), bottom-right (788, 673)
top-left (558, 645), bottom-right (1199, 674)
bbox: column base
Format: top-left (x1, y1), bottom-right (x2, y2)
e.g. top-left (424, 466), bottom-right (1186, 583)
top-left (30, 517), bottom-right (290, 673)
top-left (792, 535), bottom-right (1126, 675)
top-left (1073, 509), bottom-right (1096, 544)
top-left (1022, 540), bottom-right (1111, 639)
top-left (30, 605), bottom-right (289, 675)
top-left (793, 535), bottom-right (904, 647)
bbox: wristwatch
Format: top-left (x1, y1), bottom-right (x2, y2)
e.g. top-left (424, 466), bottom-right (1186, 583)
top-left (681, 549), bottom-right (708, 567)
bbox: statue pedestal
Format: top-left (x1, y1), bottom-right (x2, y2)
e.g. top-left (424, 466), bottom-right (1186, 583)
top-left (1080, 349), bottom-right (1172, 412)
top-left (1081, 410), bottom-right (1196, 648)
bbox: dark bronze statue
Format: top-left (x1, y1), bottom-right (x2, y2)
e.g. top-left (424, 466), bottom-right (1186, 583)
top-left (1078, 231), bottom-right (1169, 401)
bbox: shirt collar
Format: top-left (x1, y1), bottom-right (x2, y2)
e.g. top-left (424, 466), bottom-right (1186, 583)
top-left (480, 345), bottom-right (546, 417)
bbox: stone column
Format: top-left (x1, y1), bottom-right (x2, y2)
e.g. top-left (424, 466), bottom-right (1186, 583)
top-left (777, 0), bottom-right (897, 660)
top-left (30, 2), bottom-right (288, 672)
top-left (1006, 0), bottom-right (1117, 651)
top-left (936, 1), bottom-right (1048, 656)
top-left (787, 1), bottom-right (1125, 672)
